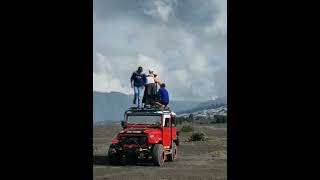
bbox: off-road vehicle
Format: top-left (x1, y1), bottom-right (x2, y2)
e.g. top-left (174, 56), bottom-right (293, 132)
top-left (108, 107), bottom-right (179, 166)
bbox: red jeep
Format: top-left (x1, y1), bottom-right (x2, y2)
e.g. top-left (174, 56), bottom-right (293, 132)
top-left (108, 107), bottom-right (179, 166)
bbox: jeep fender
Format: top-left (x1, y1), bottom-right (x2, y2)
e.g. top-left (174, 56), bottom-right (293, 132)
top-left (111, 137), bottom-right (119, 144)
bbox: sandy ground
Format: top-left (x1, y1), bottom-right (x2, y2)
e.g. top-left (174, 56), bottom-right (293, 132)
top-left (93, 123), bottom-right (227, 180)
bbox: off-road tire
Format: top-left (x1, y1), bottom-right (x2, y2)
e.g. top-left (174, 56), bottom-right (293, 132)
top-left (167, 142), bottom-right (178, 161)
top-left (152, 144), bottom-right (165, 166)
top-left (108, 144), bottom-right (119, 165)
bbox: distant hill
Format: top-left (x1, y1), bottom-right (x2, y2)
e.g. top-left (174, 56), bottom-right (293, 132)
top-left (93, 91), bottom-right (132, 122)
top-left (177, 97), bottom-right (227, 114)
top-left (177, 104), bottom-right (227, 124)
top-left (93, 91), bottom-right (202, 122)
top-left (176, 97), bottom-right (227, 124)
top-left (177, 105), bottom-right (227, 118)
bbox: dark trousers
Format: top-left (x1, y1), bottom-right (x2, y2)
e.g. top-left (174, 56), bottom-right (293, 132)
top-left (143, 83), bottom-right (157, 105)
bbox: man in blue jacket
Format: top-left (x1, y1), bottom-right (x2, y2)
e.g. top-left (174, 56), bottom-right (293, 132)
top-left (130, 66), bottom-right (146, 108)
top-left (155, 83), bottom-right (169, 108)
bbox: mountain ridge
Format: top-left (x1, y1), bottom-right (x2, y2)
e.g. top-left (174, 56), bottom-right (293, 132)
top-left (93, 91), bottom-right (203, 122)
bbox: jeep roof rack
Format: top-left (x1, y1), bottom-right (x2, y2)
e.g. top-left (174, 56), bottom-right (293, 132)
top-left (127, 106), bottom-right (171, 113)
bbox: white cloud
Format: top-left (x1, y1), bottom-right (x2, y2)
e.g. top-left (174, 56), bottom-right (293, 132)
top-left (188, 54), bottom-right (208, 73)
top-left (143, 0), bottom-right (176, 23)
top-left (93, 73), bottom-right (132, 94)
top-left (93, 53), bottom-right (132, 94)
top-left (93, 0), bottom-right (227, 100)
top-left (137, 54), bottom-right (164, 76)
top-left (205, 0), bottom-right (227, 36)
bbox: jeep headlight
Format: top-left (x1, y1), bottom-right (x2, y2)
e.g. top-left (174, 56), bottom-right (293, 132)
top-left (150, 133), bottom-right (154, 139)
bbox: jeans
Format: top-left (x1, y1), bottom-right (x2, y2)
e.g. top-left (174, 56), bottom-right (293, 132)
top-left (133, 86), bottom-right (144, 108)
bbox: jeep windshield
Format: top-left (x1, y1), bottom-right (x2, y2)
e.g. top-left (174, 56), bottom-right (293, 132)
top-left (127, 115), bottom-right (161, 125)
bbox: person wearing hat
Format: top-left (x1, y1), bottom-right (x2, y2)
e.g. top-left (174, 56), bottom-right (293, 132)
top-left (143, 69), bottom-right (160, 107)
top-left (153, 71), bottom-right (162, 91)
top-left (153, 72), bottom-right (162, 104)
top-left (130, 66), bottom-right (146, 108)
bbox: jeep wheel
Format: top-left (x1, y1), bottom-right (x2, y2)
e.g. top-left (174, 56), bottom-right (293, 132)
top-left (167, 142), bottom-right (178, 161)
top-left (108, 144), bottom-right (119, 165)
top-left (152, 144), bottom-right (165, 166)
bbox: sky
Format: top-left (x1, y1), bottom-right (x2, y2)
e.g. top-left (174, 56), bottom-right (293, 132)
top-left (93, 0), bottom-right (227, 101)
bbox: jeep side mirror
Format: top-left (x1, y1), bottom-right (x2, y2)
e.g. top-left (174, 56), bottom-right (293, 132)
top-left (121, 121), bottom-right (127, 128)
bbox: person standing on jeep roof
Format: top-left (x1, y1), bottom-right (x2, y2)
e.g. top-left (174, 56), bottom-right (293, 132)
top-left (142, 69), bottom-right (157, 106)
top-left (153, 72), bottom-right (161, 92)
top-left (130, 66), bottom-right (146, 108)
top-left (155, 83), bottom-right (169, 107)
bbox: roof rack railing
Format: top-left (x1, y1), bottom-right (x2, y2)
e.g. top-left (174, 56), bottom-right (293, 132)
top-left (128, 106), bottom-right (171, 112)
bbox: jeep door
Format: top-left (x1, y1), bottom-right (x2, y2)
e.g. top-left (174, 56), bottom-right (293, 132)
top-left (162, 114), bottom-right (171, 147)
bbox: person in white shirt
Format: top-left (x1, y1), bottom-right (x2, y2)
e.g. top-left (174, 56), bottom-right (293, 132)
top-left (153, 72), bottom-right (161, 92)
top-left (143, 69), bottom-right (161, 107)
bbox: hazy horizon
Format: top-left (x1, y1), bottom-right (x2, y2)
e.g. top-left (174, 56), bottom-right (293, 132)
top-left (93, 90), bottom-right (226, 102)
